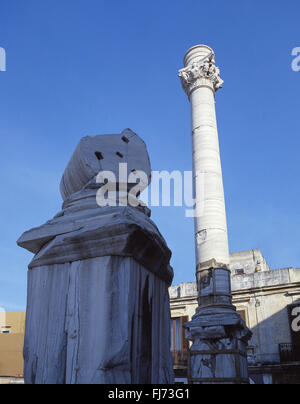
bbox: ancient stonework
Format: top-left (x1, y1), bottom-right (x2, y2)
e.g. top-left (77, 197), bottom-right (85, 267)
top-left (179, 47), bottom-right (223, 97)
top-left (179, 45), bottom-right (252, 384)
top-left (18, 129), bottom-right (174, 384)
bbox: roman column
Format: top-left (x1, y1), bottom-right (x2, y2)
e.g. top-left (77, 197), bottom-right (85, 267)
top-left (179, 45), bottom-right (252, 384)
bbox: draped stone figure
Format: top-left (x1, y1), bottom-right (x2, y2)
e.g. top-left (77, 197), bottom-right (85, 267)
top-left (18, 129), bottom-right (174, 384)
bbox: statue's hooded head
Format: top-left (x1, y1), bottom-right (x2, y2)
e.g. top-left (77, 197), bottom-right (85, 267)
top-left (60, 129), bottom-right (151, 202)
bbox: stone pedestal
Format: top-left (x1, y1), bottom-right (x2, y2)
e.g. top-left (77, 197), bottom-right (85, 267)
top-left (18, 130), bottom-right (174, 384)
top-left (179, 46), bottom-right (251, 384)
top-left (186, 307), bottom-right (251, 384)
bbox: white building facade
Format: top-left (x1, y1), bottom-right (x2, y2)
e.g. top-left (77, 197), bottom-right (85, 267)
top-left (170, 249), bottom-right (300, 384)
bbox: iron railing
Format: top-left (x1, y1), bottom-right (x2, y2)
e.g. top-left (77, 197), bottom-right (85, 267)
top-left (279, 343), bottom-right (300, 363)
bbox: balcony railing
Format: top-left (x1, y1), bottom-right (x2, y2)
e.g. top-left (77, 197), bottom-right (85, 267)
top-left (279, 343), bottom-right (300, 363)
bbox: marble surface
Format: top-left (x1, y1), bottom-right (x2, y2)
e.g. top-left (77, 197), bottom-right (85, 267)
top-left (179, 45), bottom-right (229, 269)
top-left (24, 257), bottom-right (173, 384)
top-left (179, 45), bottom-right (251, 384)
top-left (19, 130), bottom-right (174, 384)
top-left (60, 128), bottom-right (151, 201)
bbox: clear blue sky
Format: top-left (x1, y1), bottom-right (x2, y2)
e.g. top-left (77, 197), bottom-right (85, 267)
top-left (0, 0), bottom-right (300, 311)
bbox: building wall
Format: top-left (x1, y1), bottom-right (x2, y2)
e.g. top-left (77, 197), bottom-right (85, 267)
top-left (0, 312), bottom-right (25, 379)
top-left (231, 265), bottom-right (300, 365)
top-left (169, 249), bottom-right (300, 384)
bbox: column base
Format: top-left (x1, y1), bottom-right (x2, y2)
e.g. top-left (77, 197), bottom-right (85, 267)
top-left (184, 310), bottom-right (252, 384)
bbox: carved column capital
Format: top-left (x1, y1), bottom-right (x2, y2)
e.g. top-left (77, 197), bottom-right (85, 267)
top-left (178, 53), bottom-right (224, 97)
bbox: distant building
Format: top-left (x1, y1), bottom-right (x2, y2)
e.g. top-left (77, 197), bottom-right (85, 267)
top-left (169, 249), bottom-right (300, 384)
top-left (0, 312), bottom-right (25, 384)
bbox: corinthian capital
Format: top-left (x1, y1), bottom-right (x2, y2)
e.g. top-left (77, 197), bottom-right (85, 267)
top-left (178, 52), bottom-right (224, 97)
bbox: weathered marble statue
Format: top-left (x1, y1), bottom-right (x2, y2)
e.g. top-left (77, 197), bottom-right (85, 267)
top-left (179, 46), bottom-right (252, 384)
top-left (18, 129), bottom-right (174, 384)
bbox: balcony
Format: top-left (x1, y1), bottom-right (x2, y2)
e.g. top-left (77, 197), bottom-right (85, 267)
top-left (279, 344), bottom-right (300, 363)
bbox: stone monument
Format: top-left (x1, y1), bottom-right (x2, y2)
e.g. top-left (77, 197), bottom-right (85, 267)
top-left (179, 45), bottom-right (252, 384)
top-left (18, 129), bottom-right (174, 384)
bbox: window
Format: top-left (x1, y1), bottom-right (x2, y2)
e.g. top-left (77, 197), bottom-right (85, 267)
top-left (170, 316), bottom-right (189, 367)
top-left (0, 326), bottom-right (11, 334)
top-left (236, 268), bottom-right (245, 275)
top-left (237, 309), bottom-right (248, 326)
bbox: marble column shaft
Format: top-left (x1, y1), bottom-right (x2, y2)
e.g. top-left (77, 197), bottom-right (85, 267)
top-left (179, 45), bottom-right (252, 384)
